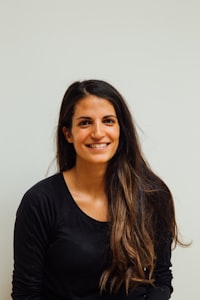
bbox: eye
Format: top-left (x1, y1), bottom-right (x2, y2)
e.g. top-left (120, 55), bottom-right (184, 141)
top-left (103, 118), bottom-right (116, 125)
top-left (78, 120), bottom-right (92, 127)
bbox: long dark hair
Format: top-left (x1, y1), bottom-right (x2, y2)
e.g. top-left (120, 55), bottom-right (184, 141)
top-left (56, 79), bottom-right (180, 293)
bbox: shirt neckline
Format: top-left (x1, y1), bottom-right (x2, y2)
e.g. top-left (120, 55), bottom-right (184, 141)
top-left (59, 172), bottom-right (109, 225)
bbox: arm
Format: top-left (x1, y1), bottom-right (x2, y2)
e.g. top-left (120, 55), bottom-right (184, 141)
top-left (12, 189), bottom-right (52, 300)
top-left (144, 181), bottom-right (176, 300)
top-left (146, 231), bottom-right (173, 300)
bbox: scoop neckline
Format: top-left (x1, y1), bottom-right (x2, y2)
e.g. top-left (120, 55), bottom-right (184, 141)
top-left (59, 172), bottom-right (109, 225)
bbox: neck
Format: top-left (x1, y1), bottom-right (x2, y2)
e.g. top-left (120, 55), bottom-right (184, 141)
top-left (63, 162), bottom-right (109, 221)
top-left (73, 161), bottom-right (107, 191)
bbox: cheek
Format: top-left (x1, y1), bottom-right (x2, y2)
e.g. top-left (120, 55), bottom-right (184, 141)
top-left (71, 129), bottom-right (88, 144)
top-left (113, 127), bottom-right (120, 140)
top-left (115, 128), bottom-right (120, 147)
top-left (110, 129), bottom-right (120, 151)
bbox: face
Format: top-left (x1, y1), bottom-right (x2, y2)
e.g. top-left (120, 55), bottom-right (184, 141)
top-left (63, 95), bottom-right (120, 167)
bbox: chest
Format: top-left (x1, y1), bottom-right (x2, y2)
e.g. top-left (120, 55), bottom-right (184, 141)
top-left (46, 206), bottom-right (109, 277)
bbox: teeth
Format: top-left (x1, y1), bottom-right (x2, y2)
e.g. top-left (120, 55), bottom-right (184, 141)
top-left (89, 143), bottom-right (107, 148)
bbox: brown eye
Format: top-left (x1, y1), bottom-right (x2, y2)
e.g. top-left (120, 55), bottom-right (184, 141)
top-left (79, 120), bottom-right (91, 127)
top-left (103, 118), bottom-right (115, 124)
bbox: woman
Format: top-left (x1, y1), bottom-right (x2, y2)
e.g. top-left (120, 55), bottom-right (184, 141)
top-left (12, 79), bottom-right (180, 299)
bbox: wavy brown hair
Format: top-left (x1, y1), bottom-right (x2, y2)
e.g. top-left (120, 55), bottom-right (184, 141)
top-left (56, 79), bottom-right (181, 294)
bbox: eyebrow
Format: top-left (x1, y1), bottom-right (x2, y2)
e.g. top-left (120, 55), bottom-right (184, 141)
top-left (76, 115), bottom-right (118, 120)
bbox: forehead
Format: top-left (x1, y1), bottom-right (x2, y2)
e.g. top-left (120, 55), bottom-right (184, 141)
top-left (73, 95), bottom-right (116, 116)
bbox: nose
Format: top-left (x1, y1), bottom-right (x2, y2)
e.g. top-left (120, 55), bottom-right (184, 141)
top-left (91, 122), bottom-right (104, 139)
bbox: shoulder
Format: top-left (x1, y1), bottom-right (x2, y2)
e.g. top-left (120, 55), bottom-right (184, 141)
top-left (144, 174), bottom-right (175, 228)
top-left (17, 173), bottom-right (66, 214)
top-left (145, 170), bottom-right (173, 207)
top-left (27, 173), bottom-right (63, 193)
top-left (23, 173), bottom-right (63, 200)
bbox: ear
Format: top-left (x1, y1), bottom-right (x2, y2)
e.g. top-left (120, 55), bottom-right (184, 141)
top-left (62, 126), bottom-right (73, 143)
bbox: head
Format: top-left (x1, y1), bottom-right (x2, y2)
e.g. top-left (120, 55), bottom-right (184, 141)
top-left (57, 79), bottom-right (141, 171)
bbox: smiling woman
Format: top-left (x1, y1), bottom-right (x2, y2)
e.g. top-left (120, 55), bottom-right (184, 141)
top-left (12, 79), bottom-right (184, 300)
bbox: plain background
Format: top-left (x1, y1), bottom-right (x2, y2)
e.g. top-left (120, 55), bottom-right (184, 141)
top-left (0, 1), bottom-right (199, 299)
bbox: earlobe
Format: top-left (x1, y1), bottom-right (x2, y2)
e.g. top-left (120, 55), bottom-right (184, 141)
top-left (62, 127), bottom-right (73, 143)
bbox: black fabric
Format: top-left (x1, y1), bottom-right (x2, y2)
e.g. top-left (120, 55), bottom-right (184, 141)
top-left (12, 173), bottom-right (173, 300)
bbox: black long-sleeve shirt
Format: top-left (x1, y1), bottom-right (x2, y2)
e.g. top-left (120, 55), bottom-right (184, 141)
top-left (12, 173), bottom-right (173, 299)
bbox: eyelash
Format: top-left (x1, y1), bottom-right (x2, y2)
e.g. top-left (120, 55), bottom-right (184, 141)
top-left (78, 119), bottom-right (115, 127)
top-left (79, 120), bottom-right (91, 126)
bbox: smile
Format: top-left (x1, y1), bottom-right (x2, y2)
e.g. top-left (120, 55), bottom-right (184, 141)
top-left (86, 143), bottom-right (109, 149)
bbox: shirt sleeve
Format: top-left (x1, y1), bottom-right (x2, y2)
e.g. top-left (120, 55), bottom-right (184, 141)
top-left (146, 231), bottom-right (173, 300)
top-left (12, 189), bottom-right (53, 300)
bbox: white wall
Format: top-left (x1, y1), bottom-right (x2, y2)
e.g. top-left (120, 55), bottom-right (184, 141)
top-left (0, 1), bottom-right (199, 299)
